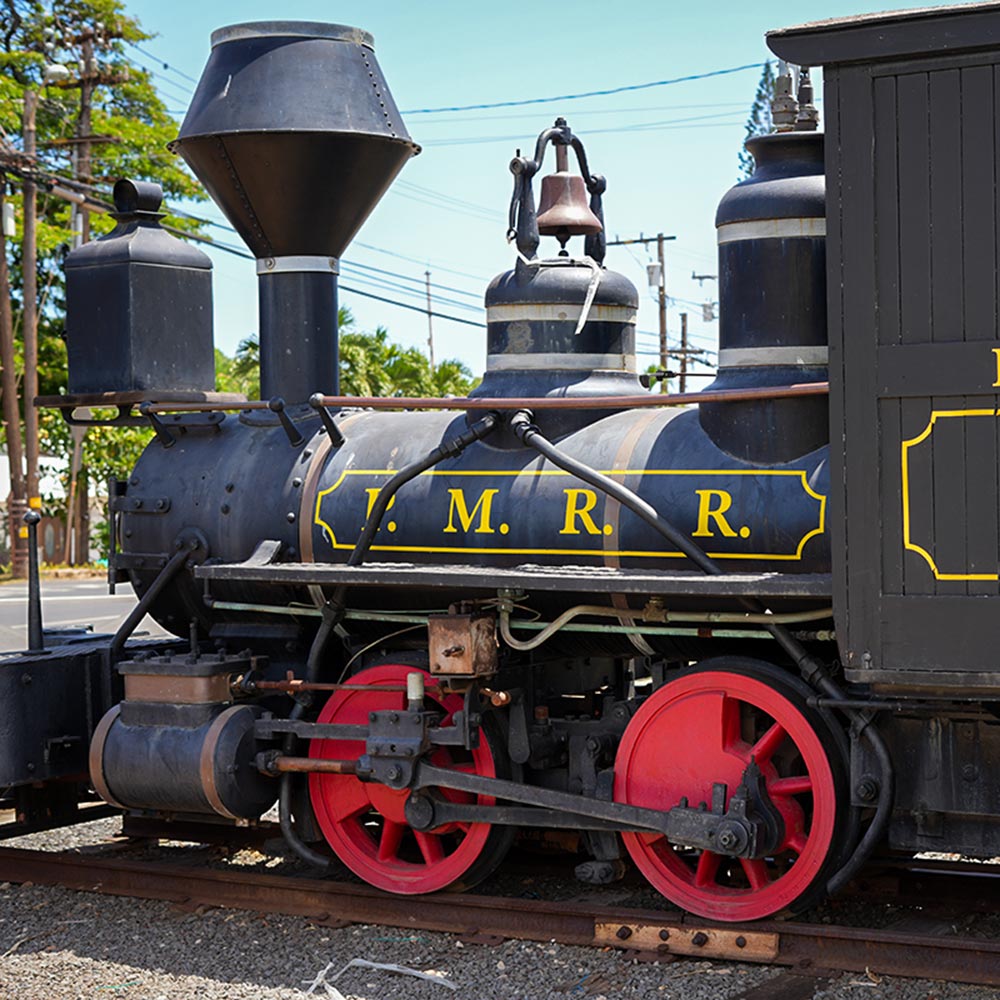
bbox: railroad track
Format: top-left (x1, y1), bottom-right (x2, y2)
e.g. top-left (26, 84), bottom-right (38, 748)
top-left (0, 845), bottom-right (998, 988)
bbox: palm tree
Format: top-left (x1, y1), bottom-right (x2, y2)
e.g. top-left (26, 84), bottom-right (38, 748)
top-left (217, 306), bottom-right (476, 398)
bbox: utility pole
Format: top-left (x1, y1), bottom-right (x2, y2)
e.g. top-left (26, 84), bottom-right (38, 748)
top-left (0, 175), bottom-right (27, 576)
top-left (424, 270), bottom-right (435, 369)
top-left (679, 312), bottom-right (688, 393)
top-left (606, 233), bottom-right (676, 392)
top-left (77, 30), bottom-right (95, 243)
top-left (656, 233), bottom-right (668, 393)
top-left (22, 91), bottom-right (39, 513)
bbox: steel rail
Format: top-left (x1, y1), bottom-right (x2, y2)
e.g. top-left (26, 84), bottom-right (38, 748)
top-left (0, 847), bottom-right (998, 985)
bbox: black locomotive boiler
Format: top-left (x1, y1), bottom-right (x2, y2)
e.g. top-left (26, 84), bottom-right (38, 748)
top-left (6, 4), bottom-right (1000, 925)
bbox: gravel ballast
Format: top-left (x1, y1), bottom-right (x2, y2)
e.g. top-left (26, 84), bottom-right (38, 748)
top-left (2, 819), bottom-right (1000, 999)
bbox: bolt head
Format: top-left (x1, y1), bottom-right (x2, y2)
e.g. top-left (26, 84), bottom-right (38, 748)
top-left (855, 777), bottom-right (879, 803)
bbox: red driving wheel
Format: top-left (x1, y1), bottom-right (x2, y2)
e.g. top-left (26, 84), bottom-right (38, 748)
top-left (308, 663), bottom-right (512, 894)
top-left (614, 660), bottom-right (845, 921)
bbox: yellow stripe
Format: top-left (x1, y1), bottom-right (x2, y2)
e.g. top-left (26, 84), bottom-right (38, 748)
top-left (314, 465), bottom-right (825, 562)
top-left (901, 408), bottom-right (1000, 581)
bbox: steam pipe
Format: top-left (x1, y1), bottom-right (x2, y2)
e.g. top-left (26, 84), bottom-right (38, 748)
top-left (312, 382), bottom-right (829, 411)
top-left (142, 381), bottom-right (828, 413)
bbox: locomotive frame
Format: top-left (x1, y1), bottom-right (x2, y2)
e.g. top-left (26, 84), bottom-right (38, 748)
top-left (4, 3), bottom-right (1000, 925)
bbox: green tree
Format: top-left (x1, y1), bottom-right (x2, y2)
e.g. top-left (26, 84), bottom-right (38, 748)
top-left (0, 0), bottom-right (210, 560)
top-left (738, 61), bottom-right (775, 180)
top-left (222, 306), bottom-right (477, 399)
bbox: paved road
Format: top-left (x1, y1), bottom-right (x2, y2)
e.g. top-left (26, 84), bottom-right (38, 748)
top-left (0, 576), bottom-right (170, 653)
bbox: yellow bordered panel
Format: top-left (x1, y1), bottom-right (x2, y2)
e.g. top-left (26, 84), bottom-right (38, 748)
top-left (313, 467), bottom-right (826, 562)
top-left (901, 409), bottom-right (1000, 581)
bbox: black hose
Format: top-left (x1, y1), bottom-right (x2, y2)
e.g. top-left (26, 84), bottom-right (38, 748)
top-left (826, 721), bottom-right (894, 895)
top-left (276, 602), bottom-right (343, 872)
top-left (109, 546), bottom-right (191, 663)
top-left (509, 409), bottom-right (894, 895)
top-left (349, 411), bottom-right (499, 569)
top-left (279, 772), bottom-right (332, 869)
top-left (324, 412), bottom-right (500, 617)
top-left (276, 414), bottom-right (500, 870)
top-left (509, 411), bottom-right (719, 577)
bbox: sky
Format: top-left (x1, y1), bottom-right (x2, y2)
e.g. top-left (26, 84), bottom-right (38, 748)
top-left (115, 0), bottom-right (960, 385)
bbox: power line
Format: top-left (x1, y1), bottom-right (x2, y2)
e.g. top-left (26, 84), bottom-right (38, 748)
top-left (353, 240), bottom-right (491, 283)
top-left (400, 63), bottom-right (762, 115)
top-left (126, 42), bottom-right (201, 87)
top-left (394, 180), bottom-right (500, 219)
top-left (421, 114), bottom-right (745, 148)
top-left (388, 187), bottom-right (502, 225)
top-left (0, 155), bottom-right (489, 332)
top-left (415, 101), bottom-right (747, 126)
top-left (344, 260), bottom-right (481, 300)
top-left (342, 268), bottom-right (483, 314)
top-left (340, 285), bottom-right (485, 328)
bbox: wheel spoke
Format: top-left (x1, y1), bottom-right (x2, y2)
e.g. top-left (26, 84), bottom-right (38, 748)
top-left (740, 858), bottom-right (771, 890)
top-left (768, 774), bottom-right (813, 796)
top-left (787, 832), bottom-right (808, 855)
top-left (377, 820), bottom-right (405, 861)
top-left (414, 831), bottom-right (445, 865)
top-left (694, 851), bottom-right (721, 888)
top-left (311, 664), bottom-right (508, 895)
top-left (750, 721), bottom-right (787, 764)
top-left (326, 779), bottom-right (370, 823)
top-left (701, 691), bottom-right (743, 754)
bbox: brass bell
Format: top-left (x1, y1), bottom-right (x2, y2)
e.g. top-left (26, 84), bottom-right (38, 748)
top-left (535, 144), bottom-right (602, 247)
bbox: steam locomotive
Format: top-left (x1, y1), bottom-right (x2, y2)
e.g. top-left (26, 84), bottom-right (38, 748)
top-left (5, 3), bottom-right (1000, 925)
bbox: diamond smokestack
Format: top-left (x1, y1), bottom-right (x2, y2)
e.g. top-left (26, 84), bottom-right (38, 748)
top-left (171, 22), bottom-right (419, 401)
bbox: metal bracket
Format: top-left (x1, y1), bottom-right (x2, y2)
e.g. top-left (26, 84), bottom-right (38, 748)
top-left (268, 397), bottom-right (305, 447)
top-left (110, 495), bottom-right (171, 514)
top-left (308, 394), bottom-right (346, 447)
top-left (110, 552), bottom-right (171, 572)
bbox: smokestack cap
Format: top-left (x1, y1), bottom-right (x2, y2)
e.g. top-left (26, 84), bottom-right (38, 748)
top-left (171, 20), bottom-right (419, 259)
top-left (210, 22), bottom-right (374, 48)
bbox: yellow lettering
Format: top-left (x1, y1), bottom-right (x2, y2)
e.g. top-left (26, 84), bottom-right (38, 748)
top-left (993, 347), bottom-right (1000, 388)
top-left (560, 488), bottom-right (602, 535)
top-left (364, 488), bottom-right (396, 519)
top-left (443, 488), bottom-right (500, 534)
top-left (693, 489), bottom-right (738, 538)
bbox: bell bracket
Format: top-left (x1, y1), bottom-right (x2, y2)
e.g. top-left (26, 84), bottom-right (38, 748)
top-left (507, 118), bottom-right (607, 264)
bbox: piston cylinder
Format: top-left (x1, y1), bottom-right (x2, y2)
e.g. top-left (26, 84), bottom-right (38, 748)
top-left (89, 651), bottom-right (276, 819)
